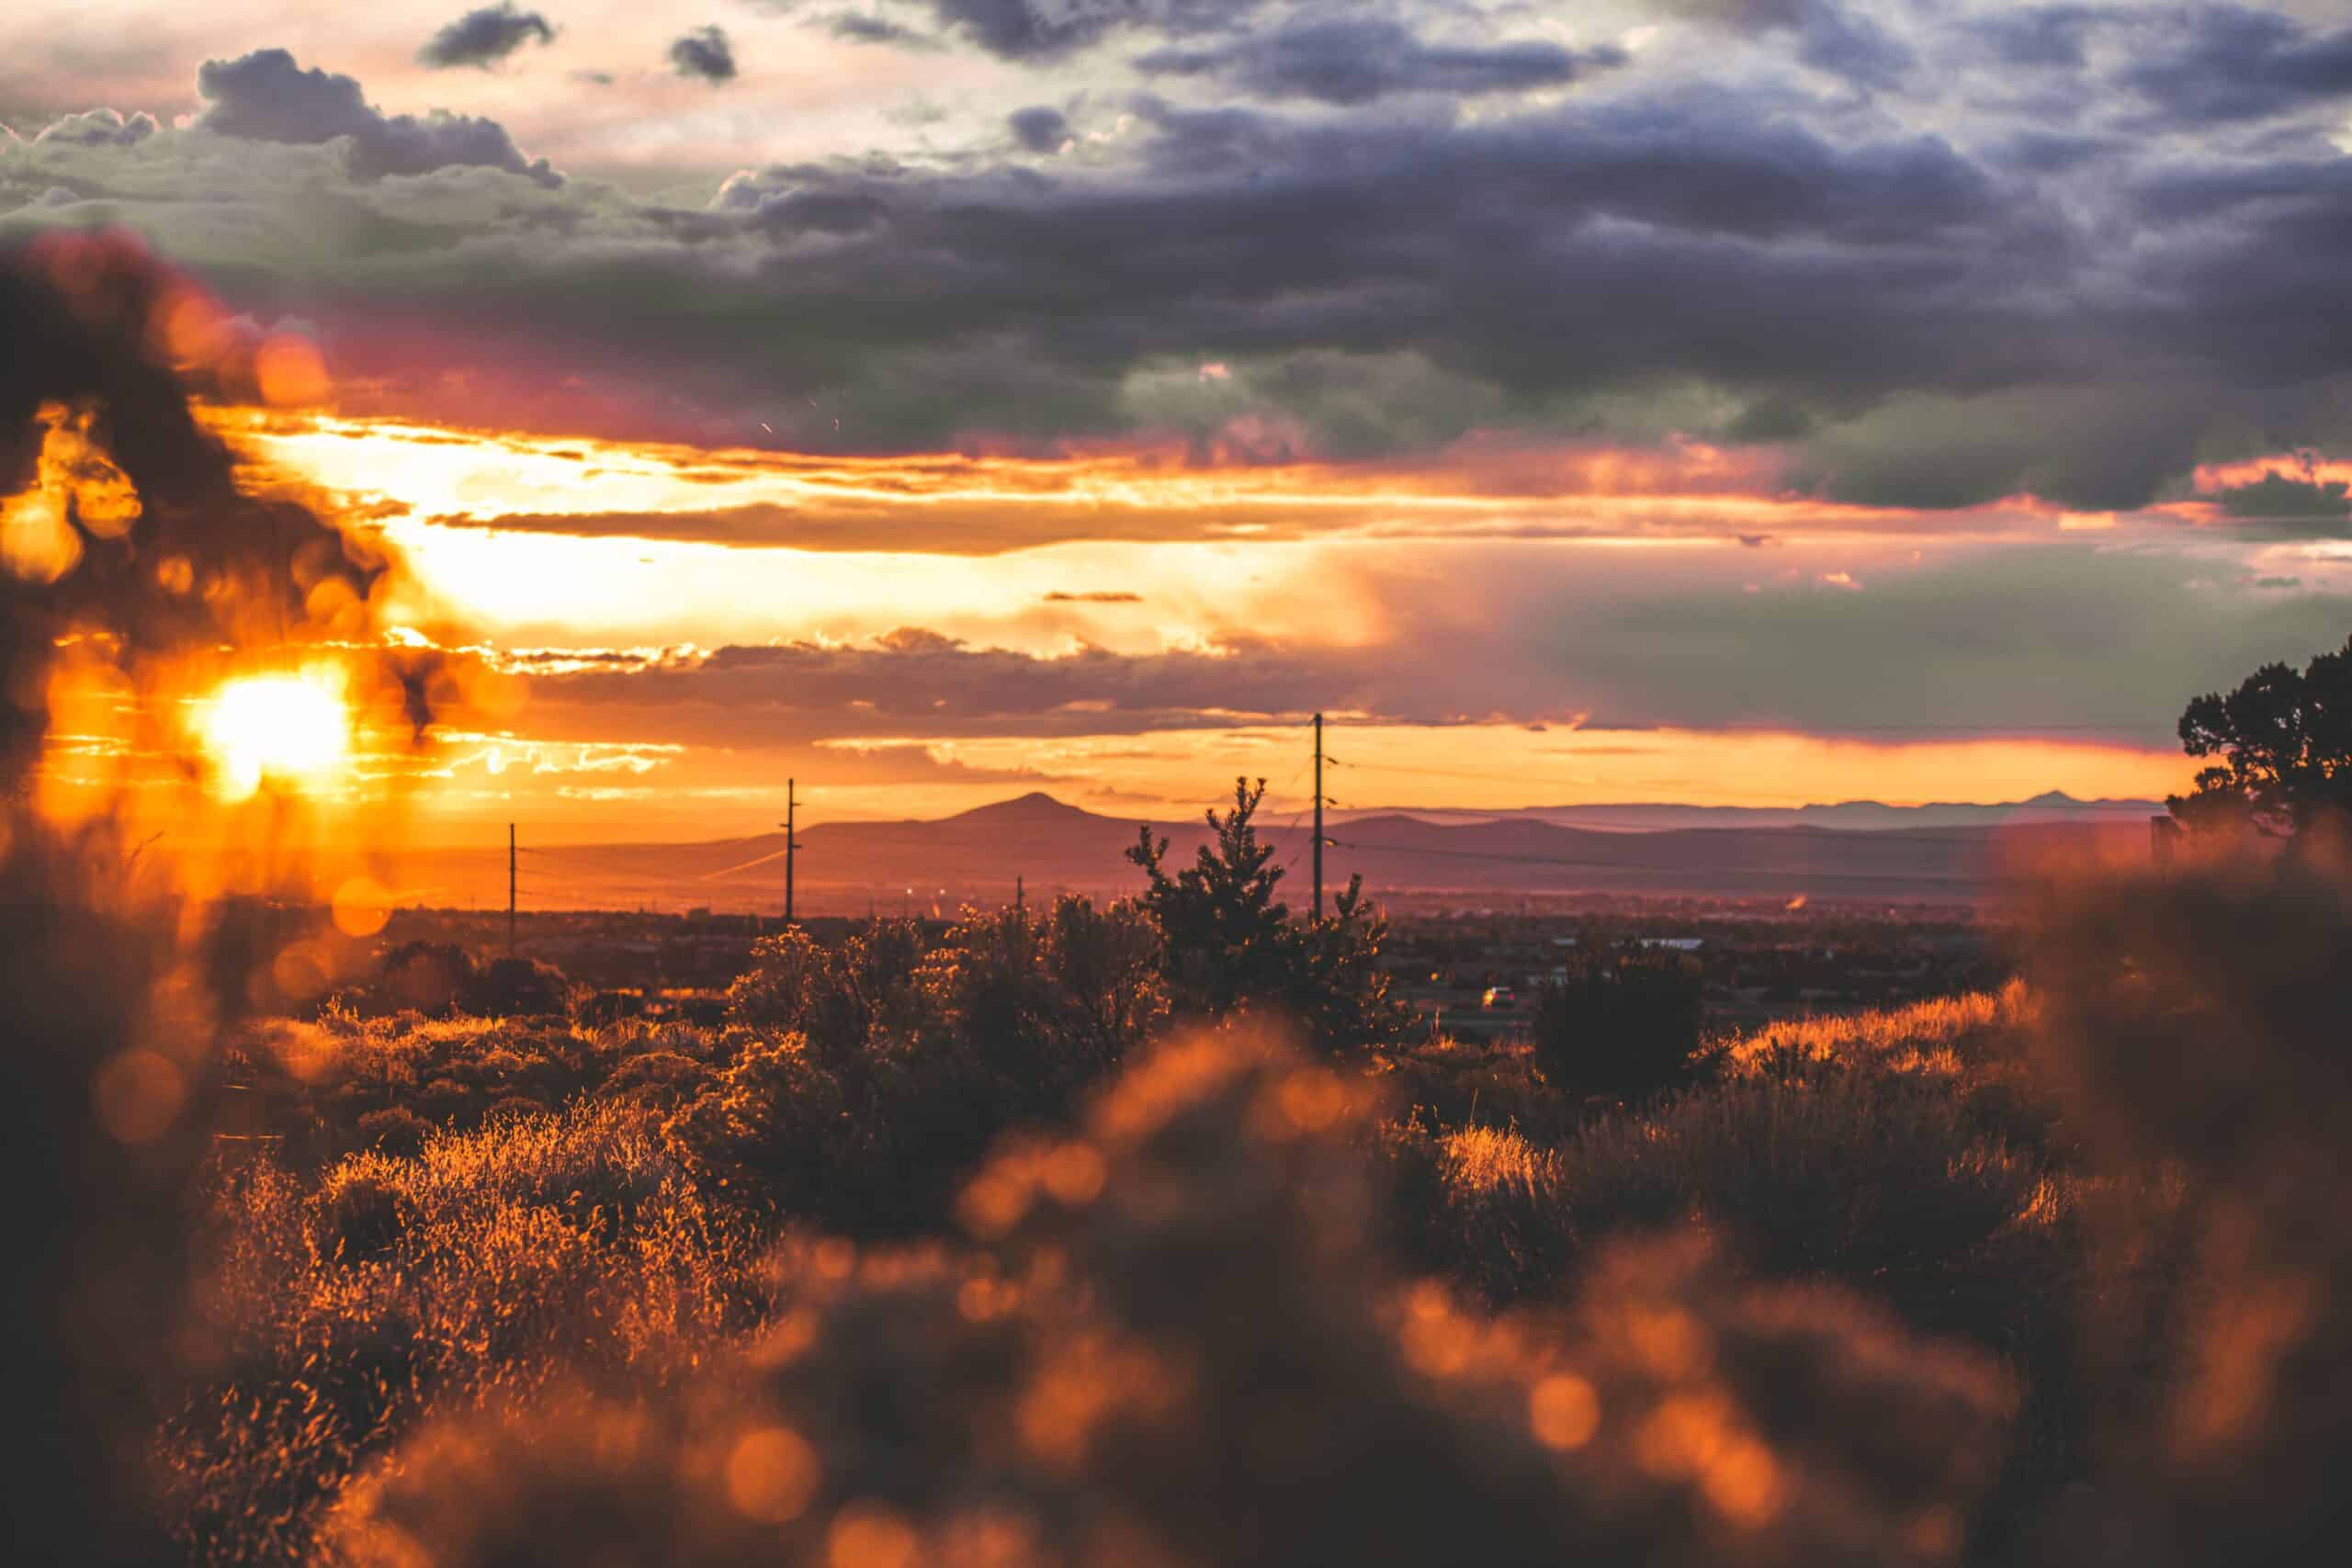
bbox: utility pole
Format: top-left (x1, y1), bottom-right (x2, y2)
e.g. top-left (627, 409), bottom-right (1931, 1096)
top-left (1313, 712), bottom-right (1326, 920)
top-left (782, 779), bottom-right (800, 926)
top-left (507, 822), bottom-right (516, 956)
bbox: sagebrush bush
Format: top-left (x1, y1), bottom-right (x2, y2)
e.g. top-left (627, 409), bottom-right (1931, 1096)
top-left (1375, 1118), bottom-right (1578, 1306)
top-left (161, 1104), bottom-right (767, 1562)
top-left (662, 1031), bottom-right (860, 1218)
top-left (684, 901), bottom-right (1171, 1234)
top-left (463, 956), bottom-right (576, 1020)
top-left (1533, 950), bottom-right (1723, 1100)
top-left (325, 1030), bottom-right (2016, 1568)
top-left (352, 1105), bottom-right (429, 1159)
top-left (1371, 1033), bottom-right (1585, 1144)
top-left (594, 1048), bottom-right (716, 1112)
top-left (310, 1166), bottom-right (418, 1261)
top-left (2019, 856), bottom-right (2352, 1567)
top-left (141, 864), bottom-right (2352, 1568)
top-left (1731, 984), bottom-right (2068, 1166)
top-left (1559, 1072), bottom-right (2052, 1330)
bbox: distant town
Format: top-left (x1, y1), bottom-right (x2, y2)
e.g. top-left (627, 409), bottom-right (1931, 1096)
top-left (380, 892), bottom-right (2003, 1041)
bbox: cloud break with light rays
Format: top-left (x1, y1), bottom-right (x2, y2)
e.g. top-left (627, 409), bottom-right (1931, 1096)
top-left (10, 2), bottom-right (2352, 839)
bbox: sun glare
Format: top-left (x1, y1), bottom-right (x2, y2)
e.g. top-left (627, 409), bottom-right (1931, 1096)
top-left (196, 671), bottom-right (355, 801)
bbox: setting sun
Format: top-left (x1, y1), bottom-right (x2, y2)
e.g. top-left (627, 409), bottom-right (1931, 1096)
top-left (195, 671), bottom-right (354, 801)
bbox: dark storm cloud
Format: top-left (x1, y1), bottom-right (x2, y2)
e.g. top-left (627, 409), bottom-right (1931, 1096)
top-left (1515, 545), bottom-right (2352, 740)
top-left (1992, 129), bottom-right (2123, 175)
top-left (510, 543), bottom-right (2352, 750)
top-left (134, 71), bottom-right (2328, 505)
top-left (196, 48), bottom-right (561, 185)
top-left (1661, 0), bottom-right (1806, 21)
top-left (1790, 386), bottom-right (2222, 513)
top-left (1968, 5), bottom-right (2105, 71)
top-left (419, 5), bottom-right (557, 71)
top-left (1137, 18), bottom-right (1625, 106)
top-left (829, 12), bottom-right (944, 48)
top-left (527, 631), bottom-right (1378, 746)
top-left (2120, 4), bottom-right (2352, 126)
top-left (668, 26), bottom-right (738, 83)
top-left (916, 0), bottom-right (1257, 62)
top-left (605, 95), bottom-right (2031, 453)
top-left (1009, 105), bottom-right (1070, 152)
top-left (1659, 0), bottom-right (1914, 88)
top-left (2120, 153), bottom-right (2352, 392)
top-left (2215, 469), bottom-right (2352, 526)
top-left (28, 24), bottom-right (2352, 513)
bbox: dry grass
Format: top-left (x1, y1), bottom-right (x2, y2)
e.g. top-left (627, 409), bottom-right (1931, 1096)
top-left (1727, 983), bottom-right (2030, 1080)
top-left (160, 1103), bottom-right (767, 1563)
top-left (321, 1032), bottom-right (2017, 1568)
top-left (140, 863), bottom-right (2352, 1567)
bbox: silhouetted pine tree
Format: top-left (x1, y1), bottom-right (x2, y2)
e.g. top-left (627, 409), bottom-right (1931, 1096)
top-left (1130, 778), bottom-right (1412, 1051)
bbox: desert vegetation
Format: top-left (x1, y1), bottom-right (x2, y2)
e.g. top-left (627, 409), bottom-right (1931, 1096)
top-left (75, 786), bottom-right (2340, 1567)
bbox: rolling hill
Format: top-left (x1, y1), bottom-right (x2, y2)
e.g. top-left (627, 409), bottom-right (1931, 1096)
top-left (381, 791), bottom-right (2159, 915)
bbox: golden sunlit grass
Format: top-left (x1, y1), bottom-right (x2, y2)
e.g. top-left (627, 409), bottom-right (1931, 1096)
top-left (192, 668), bottom-right (356, 801)
top-left (1727, 984), bottom-right (2028, 1077)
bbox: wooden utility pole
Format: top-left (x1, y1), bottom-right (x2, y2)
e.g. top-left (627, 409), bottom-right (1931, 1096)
top-left (507, 822), bottom-right (516, 955)
top-left (1313, 712), bottom-right (1325, 920)
top-left (782, 779), bottom-right (799, 926)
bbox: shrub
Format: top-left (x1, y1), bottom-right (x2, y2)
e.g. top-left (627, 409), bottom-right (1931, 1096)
top-left (377, 941), bottom-right (476, 1016)
top-left (1533, 949), bottom-right (1721, 1100)
top-left (1731, 984), bottom-right (2068, 1167)
top-left (915, 897), bottom-right (1168, 1089)
top-left (310, 1164), bottom-right (421, 1261)
top-left (162, 1104), bottom-right (766, 1561)
top-left (595, 1049), bottom-right (716, 1113)
top-left (1036, 893), bottom-right (1172, 1066)
top-left (694, 902), bottom-right (1170, 1234)
top-left (1374, 1117), bottom-right (1578, 1307)
top-left (577, 989), bottom-right (650, 1027)
top-left (662, 1032), bottom-right (861, 1221)
top-left (463, 955), bottom-right (576, 1020)
top-left (1557, 1073), bottom-right (2051, 1333)
top-left (325, 1032), bottom-right (2018, 1568)
top-left (725, 920), bottom-right (928, 1056)
top-left (1370, 1033), bottom-right (1584, 1145)
top-left (354, 1105), bottom-right (430, 1159)
top-left (2020, 856), bottom-right (2352, 1565)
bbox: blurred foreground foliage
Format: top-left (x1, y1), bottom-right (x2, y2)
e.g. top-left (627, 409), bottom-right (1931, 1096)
top-left (14, 850), bottom-right (2351, 1566)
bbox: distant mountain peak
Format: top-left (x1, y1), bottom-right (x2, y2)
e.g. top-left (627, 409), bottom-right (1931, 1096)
top-left (947, 792), bottom-right (1092, 825)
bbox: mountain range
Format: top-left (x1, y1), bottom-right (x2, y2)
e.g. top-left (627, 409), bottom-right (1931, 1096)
top-left (1331, 791), bottom-right (2165, 833)
top-left (387, 791), bottom-right (2165, 915)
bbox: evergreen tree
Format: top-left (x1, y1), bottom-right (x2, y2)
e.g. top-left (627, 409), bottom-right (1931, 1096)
top-left (2171, 635), bottom-right (2352, 840)
top-left (1129, 778), bottom-right (1294, 1014)
top-left (1129, 778), bottom-right (1413, 1052)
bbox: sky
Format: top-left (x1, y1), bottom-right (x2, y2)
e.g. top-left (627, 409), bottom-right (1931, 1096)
top-left (7, 0), bottom-right (2352, 841)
